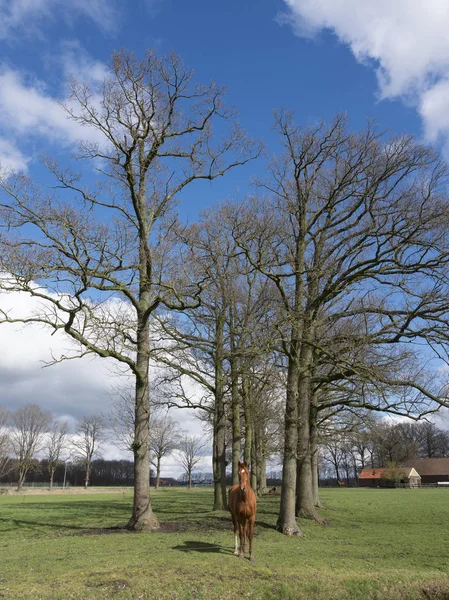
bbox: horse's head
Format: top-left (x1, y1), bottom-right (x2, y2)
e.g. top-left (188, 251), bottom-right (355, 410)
top-left (238, 461), bottom-right (250, 493)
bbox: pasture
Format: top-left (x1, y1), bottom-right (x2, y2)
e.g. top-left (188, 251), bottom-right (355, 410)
top-left (1, 488), bottom-right (449, 600)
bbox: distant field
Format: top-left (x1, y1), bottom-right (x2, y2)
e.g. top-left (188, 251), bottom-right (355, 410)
top-left (1, 487), bottom-right (449, 599)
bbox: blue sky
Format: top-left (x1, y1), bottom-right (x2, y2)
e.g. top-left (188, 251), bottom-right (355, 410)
top-left (2, 0), bottom-right (449, 473)
top-left (0, 0), bottom-right (438, 218)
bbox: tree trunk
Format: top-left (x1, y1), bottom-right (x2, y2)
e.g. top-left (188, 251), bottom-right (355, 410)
top-left (250, 430), bottom-right (257, 491)
top-left (276, 352), bottom-right (303, 536)
top-left (334, 462), bottom-right (341, 482)
top-left (49, 469), bottom-right (55, 491)
top-left (257, 433), bottom-right (267, 496)
top-left (212, 417), bottom-right (227, 509)
top-left (127, 314), bottom-right (160, 531)
top-left (242, 374), bottom-right (253, 467)
top-left (17, 467), bottom-right (25, 492)
top-left (156, 456), bottom-right (161, 489)
top-left (312, 449), bottom-right (322, 507)
top-left (254, 422), bottom-right (267, 496)
top-left (295, 341), bottom-right (325, 524)
top-left (310, 404), bottom-right (324, 509)
top-left (84, 461), bottom-right (90, 489)
top-left (213, 314), bottom-right (227, 510)
top-left (230, 351), bottom-right (241, 486)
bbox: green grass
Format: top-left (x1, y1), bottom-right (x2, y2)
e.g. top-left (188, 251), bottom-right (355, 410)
top-left (1, 487), bottom-right (449, 599)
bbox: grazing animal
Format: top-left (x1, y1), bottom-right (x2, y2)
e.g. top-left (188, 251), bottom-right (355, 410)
top-left (228, 461), bottom-right (257, 561)
top-left (268, 487), bottom-right (277, 494)
top-left (337, 480), bottom-right (345, 487)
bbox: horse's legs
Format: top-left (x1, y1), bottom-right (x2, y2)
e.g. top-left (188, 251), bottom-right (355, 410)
top-left (232, 517), bottom-right (239, 555)
top-left (248, 516), bottom-right (255, 562)
top-left (238, 521), bottom-right (245, 559)
top-left (240, 521), bottom-right (248, 556)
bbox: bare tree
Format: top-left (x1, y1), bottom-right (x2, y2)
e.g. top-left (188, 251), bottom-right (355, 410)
top-left (46, 420), bottom-right (69, 490)
top-left (10, 404), bottom-right (52, 491)
top-left (153, 205), bottom-right (275, 509)
top-left (150, 414), bottom-right (182, 488)
top-left (109, 388), bottom-right (135, 455)
top-left (0, 405), bottom-right (13, 479)
top-left (0, 50), bottom-right (259, 530)
top-left (233, 112), bottom-right (449, 533)
top-left (109, 387), bottom-right (182, 488)
top-left (176, 435), bottom-right (205, 489)
top-left (72, 415), bottom-right (105, 489)
top-left (417, 421), bottom-right (449, 458)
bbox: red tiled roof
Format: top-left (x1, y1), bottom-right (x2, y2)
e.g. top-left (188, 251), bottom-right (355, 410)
top-left (358, 467), bottom-right (419, 479)
top-left (403, 458), bottom-right (449, 476)
top-left (359, 468), bottom-right (385, 479)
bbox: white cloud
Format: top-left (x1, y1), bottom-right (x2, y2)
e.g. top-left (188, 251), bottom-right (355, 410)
top-left (0, 288), bottom-right (210, 476)
top-left (0, 290), bottom-right (120, 420)
top-left (0, 69), bottom-right (77, 142)
top-left (0, 67), bottom-right (98, 145)
top-left (0, 0), bottom-right (119, 39)
top-left (0, 61), bottom-right (108, 170)
top-left (280, 0), bottom-right (449, 152)
top-left (58, 40), bottom-right (110, 86)
top-left (0, 138), bottom-right (29, 172)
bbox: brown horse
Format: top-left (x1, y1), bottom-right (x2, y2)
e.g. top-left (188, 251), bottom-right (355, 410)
top-left (228, 461), bottom-right (257, 561)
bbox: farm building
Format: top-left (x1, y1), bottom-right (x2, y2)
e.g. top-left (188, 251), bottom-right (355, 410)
top-left (403, 458), bottom-right (449, 484)
top-left (358, 467), bottom-right (421, 488)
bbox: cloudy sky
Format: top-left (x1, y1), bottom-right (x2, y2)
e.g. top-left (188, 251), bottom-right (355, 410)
top-left (1, 0), bottom-right (449, 476)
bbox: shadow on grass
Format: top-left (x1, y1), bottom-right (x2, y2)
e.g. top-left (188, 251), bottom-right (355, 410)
top-left (1, 496), bottom-right (278, 537)
top-left (0, 517), bottom-right (88, 531)
top-left (0, 513), bottom-right (277, 537)
top-left (0, 518), bottom-right (132, 533)
top-left (172, 540), bottom-right (231, 555)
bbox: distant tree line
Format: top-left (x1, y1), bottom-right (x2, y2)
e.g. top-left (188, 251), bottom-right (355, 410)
top-left (0, 402), bottom-right (206, 490)
top-left (0, 457), bottom-right (135, 487)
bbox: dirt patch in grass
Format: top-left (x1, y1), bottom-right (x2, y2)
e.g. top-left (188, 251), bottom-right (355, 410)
top-left (421, 582), bottom-right (449, 600)
top-left (73, 518), bottom-right (229, 536)
top-left (86, 578), bottom-right (130, 592)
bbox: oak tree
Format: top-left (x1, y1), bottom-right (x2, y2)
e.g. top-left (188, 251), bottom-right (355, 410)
top-left (0, 50), bottom-right (259, 529)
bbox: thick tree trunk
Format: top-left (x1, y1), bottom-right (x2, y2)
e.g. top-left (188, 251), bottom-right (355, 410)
top-left (312, 449), bottom-right (322, 507)
top-left (213, 411), bottom-right (227, 509)
top-left (127, 317), bottom-right (159, 531)
top-left (296, 439), bottom-right (325, 522)
top-left (242, 374), bottom-right (253, 467)
top-left (230, 352), bottom-right (241, 486)
top-left (253, 422), bottom-right (267, 496)
top-left (49, 469), bottom-right (55, 491)
top-left (310, 403), bottom-right (324, 509)
top-left (250, 431), bottom-right (257, 491)
top-left (257, 433), bottom-right (267, 496)
top-left (277, 352), bottom-right (303, 536)
top-left (295, 342), bottom-right (326, 524)
top-left (213, 314), bottom-right (227, 510)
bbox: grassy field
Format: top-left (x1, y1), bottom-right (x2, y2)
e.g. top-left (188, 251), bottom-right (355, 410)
top-left (1, 487), bottom-right (449, 600)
